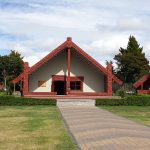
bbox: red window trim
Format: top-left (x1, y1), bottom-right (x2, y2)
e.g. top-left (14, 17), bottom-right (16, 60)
top-left (70, 81), bottom-right (82, 91)
top-left (51, 75), bottom-right (84, 92)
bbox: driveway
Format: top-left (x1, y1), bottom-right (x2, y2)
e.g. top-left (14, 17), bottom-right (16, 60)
top-left (58, 103), bottom-right (150, 150)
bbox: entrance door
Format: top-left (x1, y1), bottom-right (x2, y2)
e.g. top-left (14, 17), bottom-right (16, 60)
top-left (54, 81), bottom-right (65, 95)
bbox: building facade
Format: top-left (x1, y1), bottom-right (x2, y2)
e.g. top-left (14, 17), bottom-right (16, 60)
top-left (12, 37), bottom-right (122, 97)
top-left (133, 74), bottom-right (150, 95)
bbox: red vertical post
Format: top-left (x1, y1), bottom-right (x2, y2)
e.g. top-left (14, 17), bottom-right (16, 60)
top-left (141, 83), bottom-right (143, 90)
top-left (66, 37), bottom-right (72, 95)
top-left (107, 63), bottom-right (112, 96)
top-left (67, 48), bottom-right (71, 95)
top-left (23, 62), bottom-right (29, 96)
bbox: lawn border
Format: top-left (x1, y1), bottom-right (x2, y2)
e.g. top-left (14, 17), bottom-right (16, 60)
top-left (99, 106), bottom-right (150, 127)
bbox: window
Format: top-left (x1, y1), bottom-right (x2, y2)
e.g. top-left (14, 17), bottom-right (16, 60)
top-left (38, 81), bottom-right (46, 87)
top-left (70, 81), bottom-right (81, 90)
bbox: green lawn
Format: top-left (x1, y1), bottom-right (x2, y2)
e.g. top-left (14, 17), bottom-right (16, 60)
top-left (0, 106), bottom-right (77, 150)
top-left (100, 106), bottom-right (150, 127)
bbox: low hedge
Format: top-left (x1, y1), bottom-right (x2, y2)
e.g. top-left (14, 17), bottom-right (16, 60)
top-left (96, 98), bottom-right (124, 106)
top-left (0, 96), bottom-right (56, 106)
top-left (125, 96), bottom-right (150, 106)
top-left (96, 96), bottom-right (150, 106)
top-left (0, 92), bottom-right (7, 96)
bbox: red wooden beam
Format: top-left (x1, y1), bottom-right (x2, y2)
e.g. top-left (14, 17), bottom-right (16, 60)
top-left (133, 74), bottom-right (150, 88)
top-left (11, 73), bottom-right (23, 84)
top-left (23, 62), bottom-right (29, 95)
top-left (107, 63), bottom-right (112, 96)
top-left (67, 48), bottom-right (71, 94)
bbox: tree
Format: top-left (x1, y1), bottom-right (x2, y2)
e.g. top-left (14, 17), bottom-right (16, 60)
top-left (114, 36), bottom-right (149, 83)
top-left (8, 50), bottom-right (24, 78)
top-left (0, 50), bottom-right (24, 91)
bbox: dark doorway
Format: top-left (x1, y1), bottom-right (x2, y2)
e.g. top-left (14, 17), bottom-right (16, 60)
top-left (54, 81), bottom-right (66, 95)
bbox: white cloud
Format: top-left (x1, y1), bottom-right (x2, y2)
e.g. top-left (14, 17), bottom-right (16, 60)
top-left (10, 37), bottom-right (58, 66)
top-left (83, 35), bottom-right (129, 57)
top-left (0, 0), bottom-right (150, 66)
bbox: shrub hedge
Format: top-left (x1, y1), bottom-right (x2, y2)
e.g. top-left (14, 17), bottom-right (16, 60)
top-left (0, 92), bottom-right (7, 96)
top-left (96, 96), bottom-right (150, 106)
top-left (0, 96), bottom-right (56, 106)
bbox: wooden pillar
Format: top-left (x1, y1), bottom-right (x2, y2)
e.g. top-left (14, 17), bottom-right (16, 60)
top-left (141, 83), bottom-right (143, 90)
top-left (23, 62), bottom-right (29, 96)
top-left (107, 63), bottom-right (113, 96)
top-left (67, 48), bottom-right (71, 95)
top-left (13, 83), bottom-right (16, 93)
top-left (66, 37), bottom-right (72, 95)
top-left (20, 80), bottom-right (23, 96)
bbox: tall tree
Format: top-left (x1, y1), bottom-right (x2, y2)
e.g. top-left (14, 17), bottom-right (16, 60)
top-left (0, 50), bottom-right (24, 90)
top-left (114, 36), bottom-right (149, 83)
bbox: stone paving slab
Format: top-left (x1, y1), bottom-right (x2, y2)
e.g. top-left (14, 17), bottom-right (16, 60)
top-left (58, 105), bottom-right (150, 150)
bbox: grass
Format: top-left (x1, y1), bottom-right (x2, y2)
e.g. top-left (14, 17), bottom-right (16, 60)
top-left (0, 106), bottom-right (77, 150)
top-left (99, 106), bottom-right (150, 127)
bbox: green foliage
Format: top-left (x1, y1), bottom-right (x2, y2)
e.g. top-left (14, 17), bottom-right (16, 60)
top-left (96, 98), bottom-right (124, 106)
top-left (0, 96), bottom-right (56, 106)
top-left (0, 50), bottom-right (24, 92)
top-left (0, 92), bottom-right (7, 96)
top-left (114, 36), bottom-right (149, 83)
top-left (96, 95), bottom-right (150, 106)
top-left (116, 88), bottom-right (126, 98)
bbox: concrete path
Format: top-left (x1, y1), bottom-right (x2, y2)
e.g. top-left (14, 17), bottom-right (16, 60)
top-left (58, 103), bottom-right (150, 150)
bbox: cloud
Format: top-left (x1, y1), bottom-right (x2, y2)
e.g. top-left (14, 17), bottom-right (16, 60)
top-left (10, 37), bottom-right (58, 66)
top-left (0, 0), bottom-right (150, 67)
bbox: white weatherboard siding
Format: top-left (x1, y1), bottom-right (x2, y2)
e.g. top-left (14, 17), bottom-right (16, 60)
top-left (70, 51), bottom-right (104, 92)
top-left (29, 49), bottom-right (105, 92)
top-left (29, 50), bottom-right (67, 92)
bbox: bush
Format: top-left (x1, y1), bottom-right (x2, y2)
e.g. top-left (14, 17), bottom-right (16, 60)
top-left (0, 92), bottom-right (7, 96)
top-left (96, 95), bottom-right (150, 106)
top-left (0, 96), bottom-right (56, 106)
top-left (96, 98), bottom-right (124, 106)
top-left (116, 88), bottom-right (125, 98)
top-left (125, 96), bottom-right (150, 106)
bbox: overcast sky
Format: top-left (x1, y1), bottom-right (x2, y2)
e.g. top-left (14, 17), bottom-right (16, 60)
top-left (0, 0), bottom-right (150, 67)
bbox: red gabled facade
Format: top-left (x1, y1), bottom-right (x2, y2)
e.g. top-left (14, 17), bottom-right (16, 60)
top-left (133, 74), bottom-right (150, 95)
top-left (12, 37), bottom-right (123, 97)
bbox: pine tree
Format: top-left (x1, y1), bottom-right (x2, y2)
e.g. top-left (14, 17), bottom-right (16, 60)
top-left (114, 36), bottom-right (149, 83)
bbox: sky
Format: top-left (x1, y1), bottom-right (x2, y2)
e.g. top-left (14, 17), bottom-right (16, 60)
top-left (0, 0), bottom-right (150, 67)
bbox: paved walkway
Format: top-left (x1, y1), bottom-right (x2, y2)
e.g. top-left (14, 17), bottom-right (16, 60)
top-left (58, 105), bottom-right (150, 150)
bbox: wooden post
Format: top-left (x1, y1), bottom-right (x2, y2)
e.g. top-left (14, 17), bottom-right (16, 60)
top-left (23, 62), bottom-right (29, 96)
top-left (20, 80), bottom-right (23, 96)
top-left (66, 37), bottom-right (72, 95)
top-left (141, 83), bottom-right (143, 90)
top-left (67, 48), bottom-right (71, 95)
top-left (107, 63), bottom-right (113, 96)
top-left (13, 83), bottom-right (16, 93)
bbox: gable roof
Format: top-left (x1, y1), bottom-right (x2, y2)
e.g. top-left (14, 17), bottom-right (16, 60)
top-left (133, 74), bottom-right (150, 88)
top-left (29, 37), bottom-right (108, 75)
top-left (12, 37), bottom-right (123, 85)
top-left (12, 73), bottom-right (24, 84)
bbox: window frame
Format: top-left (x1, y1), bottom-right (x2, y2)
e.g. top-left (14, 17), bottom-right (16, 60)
top-left (70, 80), bottom-right (83, 91)
top-left (38, 80), bottom-right (46, 87)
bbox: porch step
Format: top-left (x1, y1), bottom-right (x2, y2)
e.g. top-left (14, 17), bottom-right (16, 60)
top-left (25, 95), bottom-right (120, 99)
top-left (57, 99), bottom-right (95, 106)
